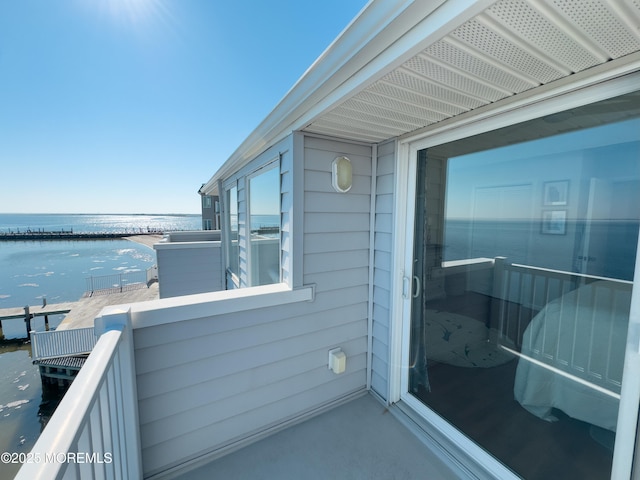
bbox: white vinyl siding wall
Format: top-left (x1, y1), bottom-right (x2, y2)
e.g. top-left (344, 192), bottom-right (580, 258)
top-left (133, 291), bottom-right (366, 476)
top-left (302, 136), bottom-right (372, 395)
top-left (280, 144), bottom-right (293, 287)
top-left (371, 139), bottom-right (396, 400)
top-left (134, 134), bottom-right (373, 476)
top-left (237, 181), bottom-right (248, 287)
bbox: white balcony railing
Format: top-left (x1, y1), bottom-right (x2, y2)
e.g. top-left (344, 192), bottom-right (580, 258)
top-left (16, 307), bottom-right (141, 480)
top-left (31, 327), bottom-right (97, 361)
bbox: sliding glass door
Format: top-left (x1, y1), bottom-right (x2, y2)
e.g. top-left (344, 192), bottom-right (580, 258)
top-left (406, 91), bottom-right (640, 479)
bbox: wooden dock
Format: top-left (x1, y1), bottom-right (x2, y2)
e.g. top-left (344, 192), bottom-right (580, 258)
top-left (1, 282), bottom-right (158, 387)
top-left (0, 302), bottom-right (76, 321)
top-left (0, 282), bottom-right (159, 338)
top-left (0, 301), bottom-right (76, 339)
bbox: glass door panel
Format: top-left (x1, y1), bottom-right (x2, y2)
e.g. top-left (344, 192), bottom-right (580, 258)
top-left (409, 92), bottom-right (640, 479)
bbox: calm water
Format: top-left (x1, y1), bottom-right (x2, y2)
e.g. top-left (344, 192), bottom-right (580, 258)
top-left (444, 219), bottom-right (639, 281)
top-left (0, 213), bottom-right (200, 479)
top-left (0, 213), bottom-right (200, 235)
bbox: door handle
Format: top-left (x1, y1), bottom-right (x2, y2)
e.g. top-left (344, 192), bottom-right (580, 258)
top-left (412, 275), bottom-right (421, 298)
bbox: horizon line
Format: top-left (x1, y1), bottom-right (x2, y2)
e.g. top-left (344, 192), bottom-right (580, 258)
top-left (0, 212), bottom-right (202, 216)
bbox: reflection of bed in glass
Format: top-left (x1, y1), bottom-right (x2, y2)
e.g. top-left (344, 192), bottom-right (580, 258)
top-left (495, 261), bottom-right (632, 432)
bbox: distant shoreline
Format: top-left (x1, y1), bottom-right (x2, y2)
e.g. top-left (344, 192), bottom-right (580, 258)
top-left (0, 212), bottom-right (200, 216)
top-left (125, 234), bottom-right (164, 249)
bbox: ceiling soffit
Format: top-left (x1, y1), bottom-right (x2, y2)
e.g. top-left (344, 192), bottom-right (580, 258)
top-left (304, 0), bottom-right (640, 142)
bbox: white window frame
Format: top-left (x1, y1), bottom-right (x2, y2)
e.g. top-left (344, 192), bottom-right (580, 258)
top-left (246, 158), bottom-right (281, 287)
top-left (389, 69), bottom-right (640, 479)
top-left (223, 181), bottom-right (239, 289)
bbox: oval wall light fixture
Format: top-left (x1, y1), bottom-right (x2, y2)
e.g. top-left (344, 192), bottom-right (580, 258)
top-left (332, 156), bottom-right (352, 193)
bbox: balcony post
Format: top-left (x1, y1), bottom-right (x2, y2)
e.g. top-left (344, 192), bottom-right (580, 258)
top-left (95, 306), bottom-right (143, 479)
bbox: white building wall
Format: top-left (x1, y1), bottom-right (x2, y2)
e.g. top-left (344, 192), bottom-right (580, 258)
top-left (280, 142), bottom-right (294, 287)
top-left (371, 139), bottom-right (396, 400)
top-left (134, 134), bottom-right (373, 476)
top-left (155, 242), bottom-right (223, 298)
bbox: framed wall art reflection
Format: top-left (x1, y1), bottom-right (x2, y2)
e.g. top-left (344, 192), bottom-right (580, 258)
top-left (542, 210), bottom-right (567, 235)
top-left (543, 180), bottom-right (569, 206)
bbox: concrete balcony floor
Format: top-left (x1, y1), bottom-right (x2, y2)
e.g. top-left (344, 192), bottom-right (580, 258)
top-left (179, 393), bottom-right (461, 480)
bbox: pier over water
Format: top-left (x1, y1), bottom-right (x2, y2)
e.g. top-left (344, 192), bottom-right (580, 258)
top-left (0, 279), bottom-right (159, 339)
top-left (0, 229), bottom-right (165, 241)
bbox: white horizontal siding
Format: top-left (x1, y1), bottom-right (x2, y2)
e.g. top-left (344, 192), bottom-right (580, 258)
top-left (237, 184), bottom-right (249, 288)
top-left (305, 191), bottom-right (371, 212)
top-left (371, 139), bottom-right (396, 400)
top-left (137, 318), bottom-right (366, 422)
top-left (304, 231), bottom-right (369, 254)
top-left (305, 250), bottom-right (370, 275)
top-left (280, 144), bottom-right (293, 286)
top-left (304, 212), bottom-right (371, 233)
top-left (304, 267), bottom-right (369, 293)
top-left (303, 136), bottom-right (372, 283)
top-left (301, 136), bottom-right (373, 415)
top-left (134, 291), bottom-right (369, 476)
top-left (135, 135), bottom-right (374, 477)
top-left (145, 372), bottom-right (364, 474)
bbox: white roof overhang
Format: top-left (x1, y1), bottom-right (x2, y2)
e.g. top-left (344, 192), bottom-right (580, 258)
top-left (202, 0), bottom-right (640, 194)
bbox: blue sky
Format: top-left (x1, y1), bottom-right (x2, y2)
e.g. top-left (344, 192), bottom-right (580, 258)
top-left (0, 0), bottom-right (366, 214)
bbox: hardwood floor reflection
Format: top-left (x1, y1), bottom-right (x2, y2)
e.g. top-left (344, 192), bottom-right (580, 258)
top-left (415, 359), bottom-right (613, 479)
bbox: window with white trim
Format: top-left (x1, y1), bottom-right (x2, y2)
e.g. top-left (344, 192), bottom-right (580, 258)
top-left (247, 162), bottom-right (281, 286)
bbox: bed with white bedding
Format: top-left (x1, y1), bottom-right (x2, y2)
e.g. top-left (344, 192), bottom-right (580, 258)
top-left (512, 280), bottom-right (632, 432)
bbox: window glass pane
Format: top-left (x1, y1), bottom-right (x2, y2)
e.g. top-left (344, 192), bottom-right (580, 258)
top-left (226, 186), bottom-right (238, 279)
top-left (249, 165), bottom-right (280, 286)
top-left (410, 92), bottom-right (640, 479)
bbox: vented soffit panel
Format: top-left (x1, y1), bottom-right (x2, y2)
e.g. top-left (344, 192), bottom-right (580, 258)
top-left (303, 0), bottom-right (640, 143)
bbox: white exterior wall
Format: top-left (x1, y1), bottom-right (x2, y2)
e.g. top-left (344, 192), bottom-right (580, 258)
top-left (237, 180), bottom-right (248, 287)
top-left (133, 291), bottom-right (365, 476)
top-left (302, 136), bottom-right (372, 296)
top-left (280, 138), bottom-right (294, 287)
top-left (134, 134), bottom-right (373, 476)
top-left (155, 242), bottom-right (223, 298)
top-left (371, 140), bottom-right (395, 400)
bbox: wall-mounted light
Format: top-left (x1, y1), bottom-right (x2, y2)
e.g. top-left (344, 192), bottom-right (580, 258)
top-left (332, 156), bottom-right (352, 193)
